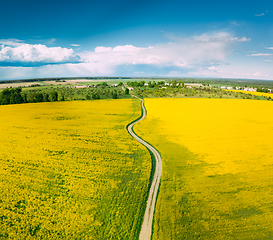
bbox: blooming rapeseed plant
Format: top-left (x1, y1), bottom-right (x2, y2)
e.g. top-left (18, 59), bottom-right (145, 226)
top-left (226, 89), bottom-right (273, 99)
top-left (135, 98), bottom-right (273, 240)
top-left (0, 99), bottom-right (150, 239)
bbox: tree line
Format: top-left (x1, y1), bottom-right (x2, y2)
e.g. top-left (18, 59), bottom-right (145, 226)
top-left (0, 85), bottom-right (130, 106)
top-left (0, 88), bottom-right (59, 105)
top-left (127, 80), bottom-right (184, 88)
top-left (256, 87), bottom-right (272, 93)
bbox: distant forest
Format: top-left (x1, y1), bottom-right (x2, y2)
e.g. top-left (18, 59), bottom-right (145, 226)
top-left (0, 77), bottom-right (273, 88)
top-left (0, 83), bottom-right (130, 105)
top-left (0, 77), bottom-right (131, 84)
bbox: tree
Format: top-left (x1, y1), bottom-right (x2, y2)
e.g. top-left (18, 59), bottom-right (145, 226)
top-left (112, 91), bottom-right (118, 99)
top-left (22, 93), bottom-right (28, 103)
top-left (124, 88), bottom-right (129, 95)
top-left (14, 91), bottom-right (24, 104)
top-left (0, 87), bottom-right (24, 105)
top-left (10, 93), bottom-right (16, 104)
top-left (92, 93), bottom-right (100, 100)
top-left (34, 93), bottom-right (44, 102)
top-left (44, 93), bottom-right (49, 102)
top-left (171, 80), bottom-right (178, 87)
top-left (97, 82), bottom-right (108, 88)
top-left (50, 91), bottom-right (58, 101)
top-left (179, 81), bottom-right (184, 87)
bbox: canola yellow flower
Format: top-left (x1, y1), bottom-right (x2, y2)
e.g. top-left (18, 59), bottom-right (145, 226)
top-left (0, 100), bottom-right (150, 239)
top-left (226, 89), bottom-right (273, 98)
top-left (135, 98), bottom-right (273, 240)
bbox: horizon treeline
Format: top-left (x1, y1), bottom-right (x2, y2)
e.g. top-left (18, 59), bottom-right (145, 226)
top-left (0, 88), bottom-right (59, 105)
top-left (0, 84), bottom-right (130, 105)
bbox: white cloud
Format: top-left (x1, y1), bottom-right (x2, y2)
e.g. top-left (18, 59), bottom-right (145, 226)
top-left (188, 62), bottom-right (271, 80)
top-left (0, 39), bottom-right (24, 47)
top-left (230, 37), bottom-right (250, 42)
top-left (255, 13), bottom-right (265, 17)
top-left (0, 32), bottom-right (249, 70)
top-left (248, 53), bottom-right (272, 57)
top-left (253, 72), bottom-right (262, 77)
top-left (192, 32), bottom-right (250, 43)
top-left (189, 66), bottom-right (222, 76)
top-left (73, 32), bottom-right (249, 75)
top-left (0, 66), bottom-right (34, 80)
top-left (229, 21), bottom-right (241, 26)
top-left (71, 44), bottom-right (80, 47)
top-left (166, 32), bottom-right (250, 43)
top-left (0, 32), bottom-right (252, 79)
top-left (266, 47), bottom-right (273, 50)
top-left (0, 41), bottom-right (79, 65)
top-left (208, 66), bottom-right (217, 71)
top-left (47, 38), bottom-right (56, 44)
top-left (94, 46), bottom-right (114, 53)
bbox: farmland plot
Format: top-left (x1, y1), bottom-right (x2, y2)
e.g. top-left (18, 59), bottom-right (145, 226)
top-left (135, 98), bottom-right (273, 240)
top-left (0, 100), bottom-right (150, 239)
top-left (226, 89), bottom-right (273, 99)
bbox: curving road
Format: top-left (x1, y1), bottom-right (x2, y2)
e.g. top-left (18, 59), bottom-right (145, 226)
top-left (127, 96), bottom-right (162, 240)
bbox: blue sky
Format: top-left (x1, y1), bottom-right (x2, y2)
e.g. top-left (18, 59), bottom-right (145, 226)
top-left (1, 0), bottom-right (273, 80)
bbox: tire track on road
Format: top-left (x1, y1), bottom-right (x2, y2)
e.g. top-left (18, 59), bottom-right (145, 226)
top-left (127, 96), bottom-right (162, 240)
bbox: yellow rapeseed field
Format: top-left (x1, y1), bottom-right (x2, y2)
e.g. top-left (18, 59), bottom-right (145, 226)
top-left (0, 100), bottom-right (150, 239)
top-left (226, 89), bottom-right (273, 99)
top-left (135, 98), bottom-right (273, 239)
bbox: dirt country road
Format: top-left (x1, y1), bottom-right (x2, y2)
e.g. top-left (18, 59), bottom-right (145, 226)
top-left (127, 96), bottom-right (162, 240)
